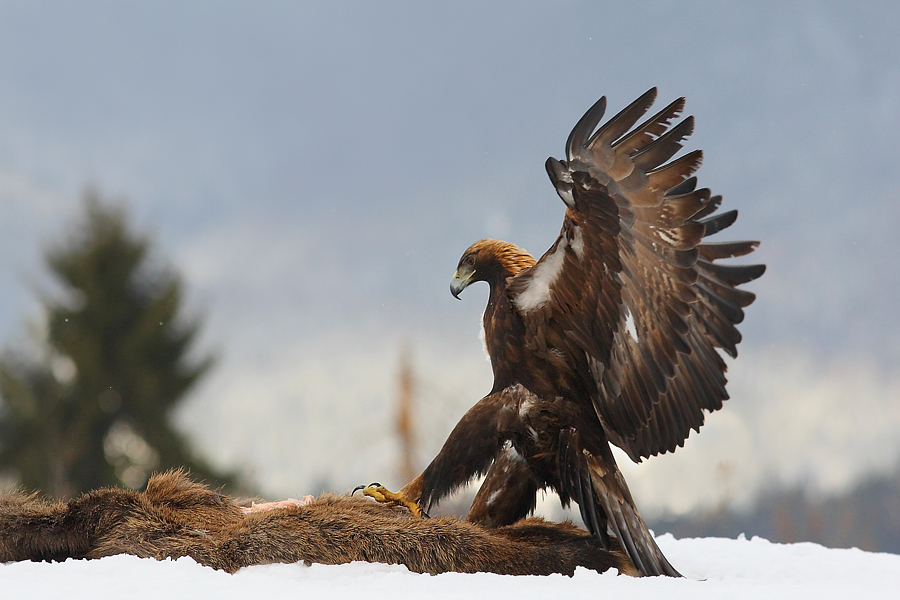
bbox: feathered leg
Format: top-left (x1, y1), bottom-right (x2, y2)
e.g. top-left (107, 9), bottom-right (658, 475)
top-left (360, 389), bottom-right (514, 515)
top-left (467, 444), bottom-right (539, 528)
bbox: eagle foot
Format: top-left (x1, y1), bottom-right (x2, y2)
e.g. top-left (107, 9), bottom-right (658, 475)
top-left (354, 483), bottom-right (428, 518)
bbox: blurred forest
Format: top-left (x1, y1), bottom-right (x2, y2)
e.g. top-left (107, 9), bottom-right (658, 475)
top-left (650, 463), bottom-right (900, 554)
top-left (0, 191), bottom-right (241, 497)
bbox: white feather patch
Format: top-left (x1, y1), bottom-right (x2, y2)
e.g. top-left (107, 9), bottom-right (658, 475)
top-left (485, 444), bottom-right (526, 508)
top-left (657, 227), bottom-right (679, 246)
top-left (570, 225), bottom-right (585, 260)
top-left (502, 441), bottom-right (525, 464)
top-left (517, 394), bottom-right (536, 419)
top-left (624, 307), bottom-right (639, 342)
top-left (478, 312), bottom-right (491, 362)
top-left (513, 238), bottom-right (568, 312)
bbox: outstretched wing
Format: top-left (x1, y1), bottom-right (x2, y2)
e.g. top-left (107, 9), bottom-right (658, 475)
top-left (508, 88), bottom-right (764, 461)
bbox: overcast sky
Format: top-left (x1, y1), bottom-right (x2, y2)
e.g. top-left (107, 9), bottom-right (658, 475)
top-left (0, 1), bottom-right (898, 516)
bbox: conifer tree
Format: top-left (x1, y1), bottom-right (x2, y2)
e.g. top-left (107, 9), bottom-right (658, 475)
top-left (0, 191), bottom-right (236, 497)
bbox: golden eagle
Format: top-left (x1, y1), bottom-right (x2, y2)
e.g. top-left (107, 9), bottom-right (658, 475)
top-left (373, 89), bottom-right (764, 577)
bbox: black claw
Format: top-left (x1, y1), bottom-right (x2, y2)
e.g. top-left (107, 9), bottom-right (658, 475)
top-left (351, 482), bottom-right (382, 496)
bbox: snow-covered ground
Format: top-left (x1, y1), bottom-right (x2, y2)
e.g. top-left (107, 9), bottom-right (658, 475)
top-left (2, 535), bottom-right (897, 599)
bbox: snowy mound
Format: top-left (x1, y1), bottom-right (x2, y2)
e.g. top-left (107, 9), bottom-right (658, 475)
top-left (2, 535), bottom-right (898, 599)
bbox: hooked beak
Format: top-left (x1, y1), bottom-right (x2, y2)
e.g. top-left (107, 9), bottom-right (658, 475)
top-left (450, 269), bottom-right (474, 299)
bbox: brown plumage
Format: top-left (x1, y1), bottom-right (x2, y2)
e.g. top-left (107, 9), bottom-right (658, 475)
top-left (0, 470), bottom-right (635, 576)
top-left (396, 89), bottom-right (764, 577)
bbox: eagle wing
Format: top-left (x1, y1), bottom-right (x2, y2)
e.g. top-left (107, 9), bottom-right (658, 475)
top-left (508, 88), bottom-right (764, 461)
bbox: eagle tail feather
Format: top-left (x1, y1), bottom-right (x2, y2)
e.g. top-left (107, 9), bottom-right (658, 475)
top-left (587, 454), bottom-right (682, 577)
top-left (560, 429), bottom-right (610, 550)
top-left (560, 428), bottom-right (681, 577)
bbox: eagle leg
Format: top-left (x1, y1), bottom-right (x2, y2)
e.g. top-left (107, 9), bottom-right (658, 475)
top-left (355, 483), bottom-right (429, 518)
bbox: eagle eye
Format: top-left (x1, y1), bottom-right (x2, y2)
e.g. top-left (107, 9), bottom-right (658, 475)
top-left (466, 255), bottom-right (476, 266)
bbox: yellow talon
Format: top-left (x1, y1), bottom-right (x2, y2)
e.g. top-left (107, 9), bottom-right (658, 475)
top-left (360, 484), bottom-right (426, 518)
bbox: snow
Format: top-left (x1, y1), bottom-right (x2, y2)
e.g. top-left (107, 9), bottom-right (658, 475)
top-left (3, 535), bottom-right (898, 599)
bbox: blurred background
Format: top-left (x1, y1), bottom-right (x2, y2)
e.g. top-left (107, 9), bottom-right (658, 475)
top-left (0, 1), bottom-right (898, 551)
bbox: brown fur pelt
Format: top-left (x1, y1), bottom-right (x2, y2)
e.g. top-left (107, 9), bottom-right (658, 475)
top-left (0, 470), bottom-right (636, 576)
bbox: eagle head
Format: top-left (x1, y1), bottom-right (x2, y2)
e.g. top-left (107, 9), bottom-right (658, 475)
top-left (451, 239), bottom-right (536, 299)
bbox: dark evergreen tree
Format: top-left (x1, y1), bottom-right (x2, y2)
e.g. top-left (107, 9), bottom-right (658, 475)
top-left (0, 191), bottom-right (237, 497)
